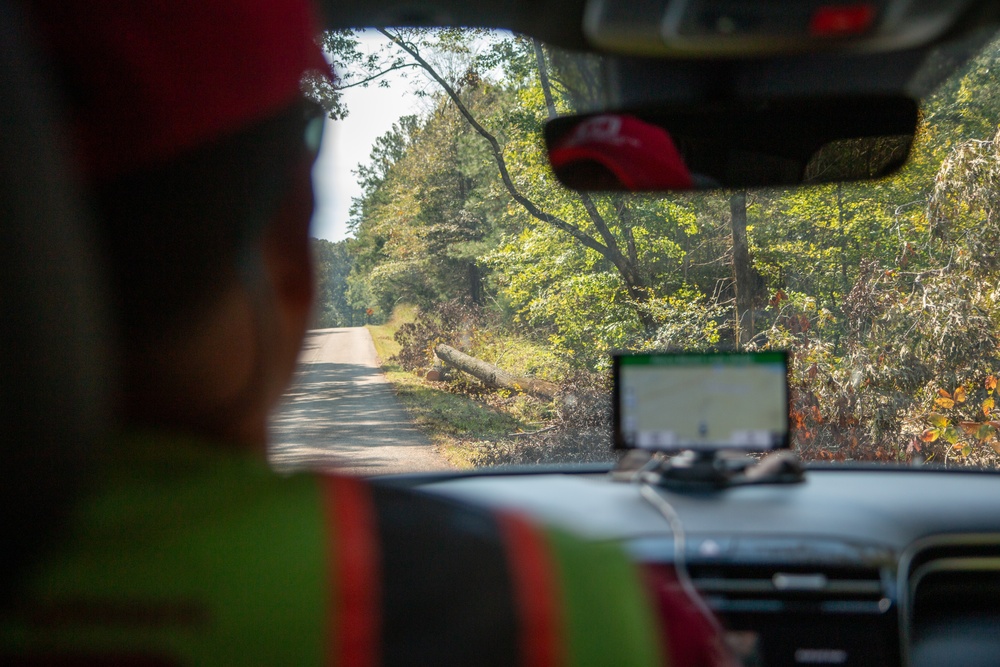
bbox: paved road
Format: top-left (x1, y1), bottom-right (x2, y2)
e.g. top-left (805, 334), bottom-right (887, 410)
top-left (268, 327), bottom-right (449, 475)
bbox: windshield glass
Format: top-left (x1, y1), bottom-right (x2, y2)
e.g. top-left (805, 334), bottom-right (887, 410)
top-left (269, 28), bottom-right (1000, 474)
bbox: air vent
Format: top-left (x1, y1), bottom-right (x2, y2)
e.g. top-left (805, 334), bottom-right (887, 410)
top-left (690, 562), bottom-right (891, 615)
top-left (901, 535), bottom-right (1000, 667)
top-left (658, 539), bottom-right (903, 665)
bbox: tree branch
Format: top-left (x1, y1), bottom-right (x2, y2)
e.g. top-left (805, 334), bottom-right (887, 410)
top-left (614, 195), bottom-right (640, 267)
top-left (377, 28), bottom-right (615, 261)
top-left (530, 41), bottom-right (648, 306)
top-left (338, 62), bottom-right (422, 89)
top-left (532, 38), bottom-right (558, 119)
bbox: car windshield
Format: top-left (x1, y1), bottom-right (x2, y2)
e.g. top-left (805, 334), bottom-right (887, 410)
top-left (269, 27), bottom-right (1000, 474)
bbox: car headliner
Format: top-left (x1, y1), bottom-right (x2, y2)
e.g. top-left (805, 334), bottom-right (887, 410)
top-left (317, 0), bottom-right (1000, 56)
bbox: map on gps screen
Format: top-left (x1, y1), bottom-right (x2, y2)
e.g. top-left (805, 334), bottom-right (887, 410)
top-left (614, 352), bottom-right (788, 451)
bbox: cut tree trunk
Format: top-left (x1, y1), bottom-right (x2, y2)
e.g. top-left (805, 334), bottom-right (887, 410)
top-left (434, 344), bottom-right (560, 400)
top-left (424, 359), bottom-right (448, 382)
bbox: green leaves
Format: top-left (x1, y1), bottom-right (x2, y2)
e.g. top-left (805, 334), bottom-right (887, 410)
top-left (322, 28), bottom-right (1000, 467)
top-left (927, 413), bottom-right (949, 428)
top-left (312, 238), bottom-right (359, 327)
top-left (916, 375), bottom-right (1000, 461)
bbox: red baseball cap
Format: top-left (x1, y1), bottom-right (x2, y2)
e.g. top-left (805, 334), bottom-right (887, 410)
top-left (549, 114), bottom-right (694, 191)
top-left (27, 0), bottom-right (326, 183)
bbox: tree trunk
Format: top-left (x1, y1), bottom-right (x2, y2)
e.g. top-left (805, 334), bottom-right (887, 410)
top-left (425, 358), bottom-right (449, 382)
top-left (532, 43), bottom-right (654, 330)
top-left (434, 344), bottom-right (560, 400)
top-left (467, 263), bottom-right (482, 304)
top-left (730, 191), bottom-right (766, 348)
top-left (532, 38), bottom-right (558, 119)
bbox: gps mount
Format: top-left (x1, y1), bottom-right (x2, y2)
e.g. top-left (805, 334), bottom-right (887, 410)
top-left (612, 448), bottom-right (805, 491)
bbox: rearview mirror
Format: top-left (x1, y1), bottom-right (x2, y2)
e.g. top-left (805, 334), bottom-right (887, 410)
top-left (545, 95), bottom-right (918, 191)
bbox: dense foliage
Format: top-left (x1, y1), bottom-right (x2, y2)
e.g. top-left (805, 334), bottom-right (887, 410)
top-left (312, 238), bottom-right (358, 328)
top-left (310, 29), bottom-right (1000, 466)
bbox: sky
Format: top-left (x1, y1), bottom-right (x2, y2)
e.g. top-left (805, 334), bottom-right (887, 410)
top-left (310, 35), bottom-right (422, 242)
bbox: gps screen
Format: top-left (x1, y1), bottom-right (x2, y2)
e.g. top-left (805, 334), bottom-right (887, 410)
top-left (613, 351), bottom-right (789, 452)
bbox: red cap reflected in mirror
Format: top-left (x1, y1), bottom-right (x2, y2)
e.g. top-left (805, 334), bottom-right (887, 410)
top-left (548, 114), bottom-right (694, 191)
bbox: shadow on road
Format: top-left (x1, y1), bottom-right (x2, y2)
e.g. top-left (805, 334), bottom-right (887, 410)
top-left (269, 359), bottom-right (444, 475)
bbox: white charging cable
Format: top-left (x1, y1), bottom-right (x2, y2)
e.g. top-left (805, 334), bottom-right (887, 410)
top-left (639, 482), bottom-right (724, 633)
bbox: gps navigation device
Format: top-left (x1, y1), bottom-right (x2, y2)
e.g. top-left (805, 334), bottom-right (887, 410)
top-left (613, 351), bottom-right (790, 452)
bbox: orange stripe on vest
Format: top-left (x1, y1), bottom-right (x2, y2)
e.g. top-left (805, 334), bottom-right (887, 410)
top-left (325, 476), bottom-right (381, 667)
top-left (498, 512), bottom-right (566, 667)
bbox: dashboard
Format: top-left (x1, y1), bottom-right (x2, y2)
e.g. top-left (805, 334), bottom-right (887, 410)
top-left (402, 466), bottom-right (1000, 666)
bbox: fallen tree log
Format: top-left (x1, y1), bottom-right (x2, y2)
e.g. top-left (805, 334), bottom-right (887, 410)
top-left (424, 359), bottom-right (449, 382)
top-left (434, 343), bottom-right (560, 401)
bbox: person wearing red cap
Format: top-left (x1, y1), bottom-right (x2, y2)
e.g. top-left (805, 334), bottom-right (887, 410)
top-left (549, 115), bottom-right (695, 191)
top-left (1, 1), bottom-right (730, 665)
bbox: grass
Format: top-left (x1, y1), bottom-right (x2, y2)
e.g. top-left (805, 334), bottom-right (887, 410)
top-left (367, 304), bottom-right (532, 468)
top-left (367, 303), bottom-right (416, 367)
top-left (471, 331), bottom-right (573, 383)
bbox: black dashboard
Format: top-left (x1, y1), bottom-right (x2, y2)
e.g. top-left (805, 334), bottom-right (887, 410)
top-left (407, 467), bottom-right (1000, 666)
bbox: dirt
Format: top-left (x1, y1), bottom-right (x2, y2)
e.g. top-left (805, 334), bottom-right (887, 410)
top-left (268, 327), bottom-right (450, 476)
